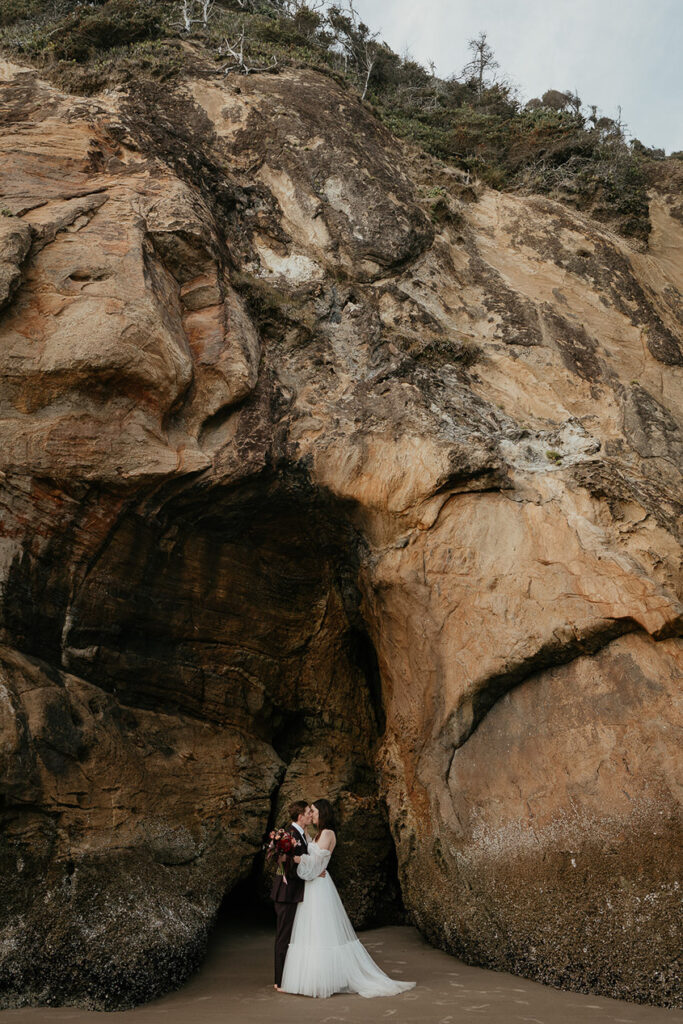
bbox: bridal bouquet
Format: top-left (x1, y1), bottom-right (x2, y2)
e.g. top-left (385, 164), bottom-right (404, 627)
top-left (264, 828), bottom-right (297, 881)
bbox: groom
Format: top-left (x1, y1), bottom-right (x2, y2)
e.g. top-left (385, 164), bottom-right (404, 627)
top-left (271, 799), bottom-right (312, 991)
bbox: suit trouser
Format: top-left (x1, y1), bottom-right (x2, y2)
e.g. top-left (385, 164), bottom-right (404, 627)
top-left (274, 900), bottom-right (298, 985)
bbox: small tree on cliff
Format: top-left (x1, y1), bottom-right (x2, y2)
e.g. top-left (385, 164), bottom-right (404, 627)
top-left (461, 31), bottom-right (499, 100)
top-left (328, 0), bottom-right (380, 100)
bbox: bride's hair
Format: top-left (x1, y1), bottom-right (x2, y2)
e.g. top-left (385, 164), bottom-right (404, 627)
top-left (313, 798), bottom-right (335, 834)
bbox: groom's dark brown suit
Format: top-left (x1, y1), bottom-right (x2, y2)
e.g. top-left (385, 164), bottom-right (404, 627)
top-left (271, 824), bottom-right (308, 987)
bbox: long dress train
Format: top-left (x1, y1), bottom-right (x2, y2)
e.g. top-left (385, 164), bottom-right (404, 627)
top-left (280, 841), bottom-right (416, 998)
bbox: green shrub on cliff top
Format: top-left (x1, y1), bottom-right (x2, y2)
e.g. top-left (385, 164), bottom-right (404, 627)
top-left (0, 0), bottom-right (667, 241)
top-left (51, 0), bottom-right (162, 61)
top-left (0, 0), bottom-right (49, 28)
top-left (1, 0), bottom-right (162, 58)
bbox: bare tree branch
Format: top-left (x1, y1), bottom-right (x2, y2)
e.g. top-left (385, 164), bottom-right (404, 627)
top-left (328, 0), bottom-right (379, 100)
top-left (175, 0), bottom-right (215, 33)
top-left (219, 25), bottom-right (278, 74)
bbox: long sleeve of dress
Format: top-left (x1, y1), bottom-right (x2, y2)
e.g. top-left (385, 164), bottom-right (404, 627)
top-left (296, 845), bottom-right (331, 881)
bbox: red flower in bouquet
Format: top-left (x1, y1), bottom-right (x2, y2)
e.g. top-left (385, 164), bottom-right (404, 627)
top-left (263, 828), bottom-right (298, 882)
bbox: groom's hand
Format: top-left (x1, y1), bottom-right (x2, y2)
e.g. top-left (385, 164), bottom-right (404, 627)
top-left (293, 856), bottom-right (301, 863)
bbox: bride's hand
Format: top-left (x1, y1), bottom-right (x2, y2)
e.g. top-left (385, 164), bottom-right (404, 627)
top-left (319, 869), bottom-right (327, 877)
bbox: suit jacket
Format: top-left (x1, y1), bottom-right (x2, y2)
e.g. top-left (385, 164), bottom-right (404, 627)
top-left (270, 824), bottom-right (308, 904)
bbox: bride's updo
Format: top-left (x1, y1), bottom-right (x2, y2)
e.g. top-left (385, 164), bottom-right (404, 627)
top-left (313, 798), bottom-right (336, 834)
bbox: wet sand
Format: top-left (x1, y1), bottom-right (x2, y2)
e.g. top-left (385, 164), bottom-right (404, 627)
top-left (1, 922), bottom-right (680, 1024)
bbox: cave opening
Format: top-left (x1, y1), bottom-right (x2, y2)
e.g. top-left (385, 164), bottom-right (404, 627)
top-left (4, 468), bottom-right (403, 931)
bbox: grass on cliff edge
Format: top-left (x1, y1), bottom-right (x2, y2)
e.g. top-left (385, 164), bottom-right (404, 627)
top-left (1, 0), bottom-right (680, 244)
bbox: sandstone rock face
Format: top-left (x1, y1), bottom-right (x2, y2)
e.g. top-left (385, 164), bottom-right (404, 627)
top-left (0, 58), bottom-right (681, 1009)
top-left (0, 644), bottom-right (280, 1008)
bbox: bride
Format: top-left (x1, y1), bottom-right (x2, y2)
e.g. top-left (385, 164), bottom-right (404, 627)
top-left (279, 799), bottom-right (416, 998)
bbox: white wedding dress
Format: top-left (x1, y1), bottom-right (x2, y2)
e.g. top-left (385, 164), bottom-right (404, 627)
top-left (280, 841), bottom-right (416, 998)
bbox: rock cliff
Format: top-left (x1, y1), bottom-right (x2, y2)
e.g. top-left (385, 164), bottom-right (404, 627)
top-left (0, 56), bottom-right (681, 1009)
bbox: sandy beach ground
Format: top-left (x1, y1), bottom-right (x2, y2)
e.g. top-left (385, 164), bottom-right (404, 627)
top-left (1, 922), bottom-right (680, 1024)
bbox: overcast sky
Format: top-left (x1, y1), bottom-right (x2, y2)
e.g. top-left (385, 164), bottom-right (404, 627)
top-left (351, 0), bottom-right (683, 153)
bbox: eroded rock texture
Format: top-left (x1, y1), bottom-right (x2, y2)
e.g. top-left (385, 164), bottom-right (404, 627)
top-left (0, 58), bottom-right (681, 1009)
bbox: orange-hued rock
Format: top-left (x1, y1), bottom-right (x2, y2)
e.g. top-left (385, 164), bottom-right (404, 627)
top-left (0, 58), bottom-right (681, 1010)
top-left (380, 632), bottom-right (682, 1002)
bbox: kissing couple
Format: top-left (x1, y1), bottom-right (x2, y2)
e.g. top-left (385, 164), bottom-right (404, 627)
top-left (270, 798), bottom-right (415, 998)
